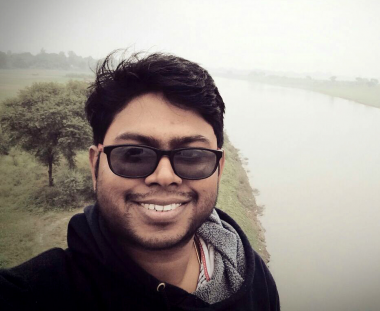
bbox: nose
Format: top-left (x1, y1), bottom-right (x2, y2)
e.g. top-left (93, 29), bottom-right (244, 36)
top-left (145, 156), bottom-right (182, 187)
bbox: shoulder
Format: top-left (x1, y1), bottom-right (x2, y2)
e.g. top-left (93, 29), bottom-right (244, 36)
top-left (250, 250), bottom-right (280, 310)
top-left (11, 247), bottom-right (71, 280)
top-left (0, 248), bottom-right (75, 310)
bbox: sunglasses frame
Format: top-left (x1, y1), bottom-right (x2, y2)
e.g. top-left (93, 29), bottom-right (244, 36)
top-left (99, 144), bottom-right (224, 180)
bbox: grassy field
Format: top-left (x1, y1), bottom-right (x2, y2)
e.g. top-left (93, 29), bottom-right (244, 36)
top-left (0, 69), bottom-right (267, 268)
top-left (0, 150), bottom-right (92, 267)
top-left (0, 69), bottom-right (94, 103)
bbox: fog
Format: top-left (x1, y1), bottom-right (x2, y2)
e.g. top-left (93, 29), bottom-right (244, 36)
top-left (1, 0), bottom-right (380, 310)
top-left (1, 0), bottom-right (380, 79)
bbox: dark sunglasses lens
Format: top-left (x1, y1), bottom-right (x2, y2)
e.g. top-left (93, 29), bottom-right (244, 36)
top-left (173, 149), bottom-right (217, 179)
top-left (109, 146), bottom-right (157, 177)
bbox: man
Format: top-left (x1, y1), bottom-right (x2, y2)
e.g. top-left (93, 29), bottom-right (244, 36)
top-left (0, 52), bottom-right (280, 310)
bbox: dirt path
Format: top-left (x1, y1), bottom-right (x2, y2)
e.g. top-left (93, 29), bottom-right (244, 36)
top-left (0, 207), bottom-right (83, 268)
top-left (33, 209), bottom-right (82, 255)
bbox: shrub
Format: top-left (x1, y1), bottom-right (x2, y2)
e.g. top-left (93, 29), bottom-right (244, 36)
top-left (33, 168), bottom-right (94, 210)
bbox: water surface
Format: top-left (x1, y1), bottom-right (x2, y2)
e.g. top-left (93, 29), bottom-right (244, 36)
top-left (216, 77), bottom-right (380, 311)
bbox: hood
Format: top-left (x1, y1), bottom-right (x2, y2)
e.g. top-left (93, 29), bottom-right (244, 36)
top-left (67, 204), bottom-right (256, 309)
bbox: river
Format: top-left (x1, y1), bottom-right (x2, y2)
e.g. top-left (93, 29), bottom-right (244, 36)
top-left (215, 77), bottom-right (380, 311)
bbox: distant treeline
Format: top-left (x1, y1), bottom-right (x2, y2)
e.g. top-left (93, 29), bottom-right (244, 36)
top-left (247, 72), bottom-right (379, 87)
top-left (0, 50), bottom-right (97, 71)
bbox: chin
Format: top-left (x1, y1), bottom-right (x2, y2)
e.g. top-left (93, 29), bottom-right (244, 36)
top-left (106, 214), bottom-right (205, 251)
top-left (98, 201), bottom-right (212, 251)
top-left (130, 230), bottom-right (195, 251)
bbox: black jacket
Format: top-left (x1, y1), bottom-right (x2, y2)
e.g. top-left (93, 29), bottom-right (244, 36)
top-left (0, 206), bottom-right (280, 310)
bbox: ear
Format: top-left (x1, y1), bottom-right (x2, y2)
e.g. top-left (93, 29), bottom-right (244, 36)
top-left (217, 150), bottom-right (225, 184)
top-left (89, 145), bottom-right (100, 191)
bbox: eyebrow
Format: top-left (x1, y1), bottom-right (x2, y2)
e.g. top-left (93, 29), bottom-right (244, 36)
top-left (170, 135), bottom-right (211, 148)
top-left (113, 132), bottom-right (211, 149)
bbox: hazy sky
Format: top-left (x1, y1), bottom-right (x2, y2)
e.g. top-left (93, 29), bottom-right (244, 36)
top-left (1, 0), bottom-right (379, 78)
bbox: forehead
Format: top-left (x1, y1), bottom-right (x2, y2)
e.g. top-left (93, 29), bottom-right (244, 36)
top-left (103, 93), bottom-right (216, 147)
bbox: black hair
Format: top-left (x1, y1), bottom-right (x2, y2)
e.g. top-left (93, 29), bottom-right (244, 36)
top-left (85, 51), bottom-right (225, 148)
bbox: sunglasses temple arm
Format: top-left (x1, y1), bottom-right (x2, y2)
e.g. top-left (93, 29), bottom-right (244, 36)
top-left (218, 149), bottom-right (224, 175)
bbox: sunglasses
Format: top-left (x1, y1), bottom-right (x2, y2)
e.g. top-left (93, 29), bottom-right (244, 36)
top-left (98, 144), bottom-right (223, 180)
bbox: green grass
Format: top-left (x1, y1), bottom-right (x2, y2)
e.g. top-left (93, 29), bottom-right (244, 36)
top-left (301, 84), bottom-right (380, 109)
top-left (0, 69), bottom-right (94, 102)
top-left (0, 150), bottom-right (91, 268)
top-left (218, 135), bottom-right (268, 260)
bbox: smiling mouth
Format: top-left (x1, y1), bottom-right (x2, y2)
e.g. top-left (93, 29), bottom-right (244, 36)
top-left (140, 203), bottom-right (184, 212)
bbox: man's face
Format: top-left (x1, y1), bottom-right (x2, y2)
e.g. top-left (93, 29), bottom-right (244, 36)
top-left (89, 93), bottom-right (224, 251)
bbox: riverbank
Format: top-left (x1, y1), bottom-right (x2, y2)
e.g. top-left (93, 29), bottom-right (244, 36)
top-left (219, 134), bottom-right (269, 263)
top-left (257, 78), bottom-right (380, 109)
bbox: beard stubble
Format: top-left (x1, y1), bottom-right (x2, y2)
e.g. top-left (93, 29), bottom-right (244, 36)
top-left (96, 181), bottom-right (219, 251)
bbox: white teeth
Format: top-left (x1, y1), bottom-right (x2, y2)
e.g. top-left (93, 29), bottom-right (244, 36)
top-left (154, 205), bottom-right (164, 211)
top-left (163, 204), bottom-right (173, 211)
top-left (140, 203), bottom-right (182, 212)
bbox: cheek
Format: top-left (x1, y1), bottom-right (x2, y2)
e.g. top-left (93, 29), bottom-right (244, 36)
top-left (97, 166), bottom-right (136, 199)
top-left (193, 177), bottom-right (219, 202)
top-left (202, 174), bottom-right (219, 190)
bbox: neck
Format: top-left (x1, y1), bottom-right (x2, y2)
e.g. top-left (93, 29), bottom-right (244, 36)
top-left (124, 237), bottom-right (200, 293)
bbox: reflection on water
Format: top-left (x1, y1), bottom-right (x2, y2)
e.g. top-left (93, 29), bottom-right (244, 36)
top-left (216, 77), bottom-right (380, 311)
